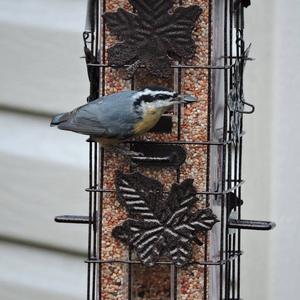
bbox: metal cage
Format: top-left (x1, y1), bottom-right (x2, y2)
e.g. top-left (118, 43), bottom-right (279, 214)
top-left (55, 0), bottom-right (275, 299)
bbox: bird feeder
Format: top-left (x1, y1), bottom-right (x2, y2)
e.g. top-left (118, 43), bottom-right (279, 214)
top-left (55, 0), bottom-right (275, 299)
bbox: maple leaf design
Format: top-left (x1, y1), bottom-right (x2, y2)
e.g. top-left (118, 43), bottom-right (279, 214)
top-left (112, 171), bottom-right (218, 267)
top-left (103, 0), bottom-right (202, 78)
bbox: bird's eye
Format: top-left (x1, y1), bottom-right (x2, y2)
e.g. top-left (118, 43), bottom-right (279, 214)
top-left (173, 92), bottom-right (179, 97)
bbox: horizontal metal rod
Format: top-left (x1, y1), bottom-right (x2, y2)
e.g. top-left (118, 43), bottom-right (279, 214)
top-left (228, 219), bottom-right (276, 231)
top-left (126, 139), bottom-right (235, 146)
top-left (86, 63), bottom-right (234, 70)
top-left (85, 252), bottom-right (242, 266)
top-left (85, 181), bottom-right (245, 196)
top-left (55, 215), bottom-right (92, 224)
top-left (87, 132), bottom-right (246, 147)
top-left (222, 55), bottom-right (255, 61)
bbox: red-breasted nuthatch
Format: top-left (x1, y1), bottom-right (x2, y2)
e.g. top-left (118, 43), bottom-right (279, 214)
top-left (50, 87), bottom-right (196, 155)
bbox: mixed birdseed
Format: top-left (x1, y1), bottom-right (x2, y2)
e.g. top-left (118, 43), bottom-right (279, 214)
top-left (100, 0), bottom-right (211, 299)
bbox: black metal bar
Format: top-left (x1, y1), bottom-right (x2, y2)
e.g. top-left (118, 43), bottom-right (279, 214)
top-left (127, 136), bottom-right (245, 145)
top-left (221, 0), bottom-right (229, 298)
top-left (92, 142), bottom-right (97, 300)
top-left (228, 0), bottom-right (234, 298)
top-left (227, 234), bottom-right (232, 299)
top-left (97, 1), bottom-right (106, 298)
top-left (128, 6), bottom-right (136, 299)
top-left (62, 211), bottom-right (252, 230)
top-left (85, 0), bottom-right (96, 32)
top-left (86, 180), bottom-right (245, 196)
top-left (55, 215), bottom-right (91, 224)
top-left (235, 3), bottom-right (244, 299)
top-left (88, 132), bottom-right (246, 146)
top-left (228, 219), bottom-right (276, 231)
top-left (173, 15), bottom-right (182, 300)
top-left (222, 55), bottom-right (254, 60)
top-left (101, 1), bottom-right (106, 99)
top-left (87, 141), bottom-right (93, 300)
top-left (232, 231), bottom-right (237, 299)
top-left (228, 0), bottom-right (237, 298)
top-left (204, 0), bottom-right (213, 297)
top-left (87, 63), bottom-right (234, 70)
top-left (85, 252), bottom-right (243, 266)
top-left (95, 0), bottom-right (99, 58)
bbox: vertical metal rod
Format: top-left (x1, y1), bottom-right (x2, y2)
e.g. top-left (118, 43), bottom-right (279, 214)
top-left (101, 0), bottom-right (106, 98)
top-left (87, 142), bottom-right (93, 300)
top-left (95, 0), bottom-right (99, 60)
top-left (92, 142), bottom-right (98, 300)
top-left (226, 0), bottom-right (234, 298)
top-left (128, 21), bottom-right (136, 299)
top-left (171, 63), bottom-right (180, 300)
top-left (232, 8), bottom-right (239, 292)
top-left (92, 144), bottom-right (96, 300)
top-left (172, 1), bottom-right (183, 297)
top-left (232, 232), bottom-right (236, 298)
top-left (98, 147), bottom-right (104, 300)
top-left (227, 234), bottom-right (232, 299)
top-left (93, 0), bottom-right (100, 286)
top-left (204, 0), bottom-right (213, 298)
top-left (94, 1), bottom-right (103, 300)
top-left (203, 233), bottom-right (208, 299)
top-left (98, 1), bottom-right (106, 299)
top-left (221, 0), bottom-right (229, 298)
top-left (237, 5), bottom-right (245, 299)
top-left (232, 143), bottom-right (238, 299)
top-left (174, 52), bottom-right (182, 300)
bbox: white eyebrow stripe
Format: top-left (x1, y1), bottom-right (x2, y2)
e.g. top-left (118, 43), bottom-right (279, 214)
top-left (133, 89), bottom-right (174, 100)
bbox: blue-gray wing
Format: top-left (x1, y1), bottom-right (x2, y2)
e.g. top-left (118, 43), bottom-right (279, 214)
top-left (56, 91), bottom-right (139, 138)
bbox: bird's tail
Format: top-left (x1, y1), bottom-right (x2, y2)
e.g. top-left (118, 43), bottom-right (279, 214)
top-left (50, 112), bottom-right (70, 127)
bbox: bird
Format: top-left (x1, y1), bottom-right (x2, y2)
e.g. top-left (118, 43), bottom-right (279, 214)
top-left (50, 87), bottom-right (197, 156)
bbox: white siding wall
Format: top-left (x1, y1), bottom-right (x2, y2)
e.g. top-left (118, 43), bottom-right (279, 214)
top-left (269, 1), bottom-right (300, 299)
top-left (242, 1), bottom-right (274, 299)
top-left (0, 1), bottom-right (88, 299)
top-left (0, 0), bottom-right (88, 113)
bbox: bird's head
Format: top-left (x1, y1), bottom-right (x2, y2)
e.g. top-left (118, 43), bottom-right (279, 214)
top-left (133, 86), bottom-right (197, 112)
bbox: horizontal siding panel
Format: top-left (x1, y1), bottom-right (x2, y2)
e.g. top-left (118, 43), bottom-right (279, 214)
top-left (0, 241), bottom-right (85, 300)
top-left (0, 112), bottom-right (90, 252)
top-left (0, 111), bottom-right (88, 168)
top-left (0, 151), bottom-right (88, 252)
top-left (0, 22), bottom-right (88, 114)
top-left (0, 0), bottom-right (89, 114)
top-left (0, 0), bottom-right (86, 32)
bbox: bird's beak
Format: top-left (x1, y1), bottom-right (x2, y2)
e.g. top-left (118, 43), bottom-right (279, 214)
top-left (177, 94), bottom-right (197, 103)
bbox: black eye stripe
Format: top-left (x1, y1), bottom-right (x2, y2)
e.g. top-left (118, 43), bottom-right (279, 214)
top-left (139, 95), bottom-right (154, 102)
top-left (134, 94), bottom-right (153, 107)
top-left (157, 94), bottom-right (171, 100)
